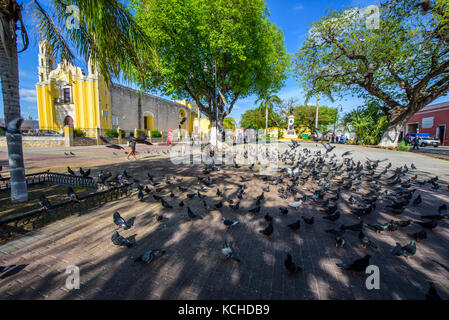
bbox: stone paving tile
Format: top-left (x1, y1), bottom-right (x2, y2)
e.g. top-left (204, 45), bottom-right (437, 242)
top-left (1, 145), bottom-right (449, 299)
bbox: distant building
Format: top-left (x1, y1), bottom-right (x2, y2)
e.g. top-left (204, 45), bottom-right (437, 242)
top-left (404, 101), bottom-right (449, 146)
top-left (0, 119), bottom-right (36, 133)
top-left (35, 41), bottom-right (209, 137)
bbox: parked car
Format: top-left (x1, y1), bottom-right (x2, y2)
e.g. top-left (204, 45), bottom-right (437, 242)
top-left (420, 137), bottom-right (440, 147)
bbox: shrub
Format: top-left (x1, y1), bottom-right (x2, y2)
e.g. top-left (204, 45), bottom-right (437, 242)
top-left (0, 128), bottom-right (5, 136)
top-left (278, 131), bottom-right (284, 139)
top-left (136, 129), bottom-right (147, 138)
top-left (119, 129), bottom-right (126, 138)
top-left (396, 140), bottom-right (410, 152)
top-left (73, 129), bottom-right (86, 137)
top-left (105, 129), bottom-right (119, 138)
top-left (151, 130), bottom-right (162, 138)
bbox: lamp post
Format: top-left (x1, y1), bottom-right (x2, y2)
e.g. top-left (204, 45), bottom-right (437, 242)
top-left (203, 59), bottom-right (218, 147)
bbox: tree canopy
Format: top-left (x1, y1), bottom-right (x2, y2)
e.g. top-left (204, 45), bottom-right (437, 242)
top-left (240, 105), bottom-right (282, 129)
top-left (295, 0), bottom-right (449, 146)
top-left (131, 0), bottom-right (291, 127)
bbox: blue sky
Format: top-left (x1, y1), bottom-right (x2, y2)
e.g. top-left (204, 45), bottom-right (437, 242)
top-left (1, 0), bottom-right (448, 123)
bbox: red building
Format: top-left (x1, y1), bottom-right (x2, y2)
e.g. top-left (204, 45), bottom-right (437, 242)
top-left (404, 101), bottom-right (449, 146)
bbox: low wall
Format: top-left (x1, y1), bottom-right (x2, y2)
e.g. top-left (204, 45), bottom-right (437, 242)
top-left (0, 137), bottom-right (65, 148)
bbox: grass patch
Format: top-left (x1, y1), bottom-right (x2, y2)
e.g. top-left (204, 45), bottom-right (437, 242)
top-left (396, 141), bottom-right (410, 152)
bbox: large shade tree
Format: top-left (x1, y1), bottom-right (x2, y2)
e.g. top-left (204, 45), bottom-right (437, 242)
top-left (295, 0), bottom-right (449, 146)
top-left (131, 0), bottom-right (290, 131)
top-left (0, 0), bottom-right (151, 202)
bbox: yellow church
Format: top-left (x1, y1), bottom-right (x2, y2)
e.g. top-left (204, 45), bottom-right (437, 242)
top-left (36, 41), bottom-right (209, 138)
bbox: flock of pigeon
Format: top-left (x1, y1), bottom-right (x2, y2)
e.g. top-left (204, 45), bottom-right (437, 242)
top-left (77, 139), bottom-right (446, 299)
top-left (3, 137), bottom-right (448, 299)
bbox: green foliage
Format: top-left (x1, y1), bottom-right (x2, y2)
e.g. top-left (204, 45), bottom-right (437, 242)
top-left (278, 130), bottom-right (284, 139)
top-left (295, 0), bottom-right (449, 143)
top-left (240, 105), bottom-right (282, 129)
top-left (223, 117), bottom-right (237, 130)
top-left (151, 130), bottom-right (162, 138)
top-left (105, 129), bottom-right (119, 138)
top-left (32, 0), bottom-right (153, 84)
top-left (136, 129), bottom-right (147, 138)
top-left (73, 129), bottom-right (86, 138)
top-left (0, 129), bottom-right (5, 136)
top-left (343, 101), bottom-right (389, 145)
top-left (396, 140), bottom-right (410, 152)
top-left (293, 105), bottom-right (338, 132)
top-left (131, 0), bottom-right (291, 124)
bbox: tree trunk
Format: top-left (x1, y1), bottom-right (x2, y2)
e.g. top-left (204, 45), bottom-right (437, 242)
top-left (378, 106), bottom-right (414, 147)
top-left (0, 13), bottom-right (28, 202)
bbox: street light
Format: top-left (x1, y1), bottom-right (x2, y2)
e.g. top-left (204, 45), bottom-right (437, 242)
top-left (203, 59), bottom-right (218, 148)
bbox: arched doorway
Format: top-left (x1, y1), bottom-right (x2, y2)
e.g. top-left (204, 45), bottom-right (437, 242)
top-left (179, 109), bottom-right (187, 130)
top-left (64, 115), bottom-right (74, 127)
top-left (143, 112), bottom-right (155, 131)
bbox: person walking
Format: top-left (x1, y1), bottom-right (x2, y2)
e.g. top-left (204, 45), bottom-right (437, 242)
top-left (126, 137), bottom-right (137, 160)
top-left (412, 135), bottom-right (420, 151)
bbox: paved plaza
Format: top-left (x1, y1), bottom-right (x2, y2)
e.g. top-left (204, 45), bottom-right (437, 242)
top-left (0, 142), bottom-right (448, 300)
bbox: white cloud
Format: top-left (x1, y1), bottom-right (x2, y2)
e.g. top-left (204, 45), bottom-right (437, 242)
top-left (294, 4), bottom-right (304, 11)
top-left (20, 88), bottom-right (37, 103)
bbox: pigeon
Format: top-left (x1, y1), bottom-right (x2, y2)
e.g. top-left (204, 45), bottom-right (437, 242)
top-left (248, 206), bottom-right (261, 214)
top-left (186, 193), bottom-right (196, 199)
top-left (138, 189), bottom-right (144, 202)
top-left (337, 254), bottom-right (371, 272)
top-left (323, 211), bottom-right (340, 222)
top-left (214, 201), bottom-right (223, 209)
top-left (39, 195), bottom-right (51, 210)
top-left (322, 142), bottom-right (335, 153)
top-left (222, 217), bottom-right (238, 228)
top-left (111, 231), bottom-right (134, 248)
top-left (358, 230), bottom-right (378, 249)
top-left (259, 222), bottom-right (274, 238)
top-left (134, 249), bottom-right (166, 264)
top-left (302, 216), bottom-right (314, 225)
top-left (113, 211), bottom-right (132, 230)
top-left (264, 213), bottom-right (273, 222)
top-left (412, 230), bottom-right (427, 241)
top-left (67, 187), bottom-right (80, 202)
top-left (161, 198), bottom-right (173, 209)
top-left (67, 167), bottom-right (76, 175)
top-left (426, 283), bottom-right (442, 300)
top-left (287, 220), bottom-right (301, 232)
top-left (0, 265), bottom-right (16, 273)
top-left (187, 207), bottom-right (203, 220)
top-left (288, 201), bottom-right (302, 210)
top-left (284, 253), bottom-right (302, 274)
top-left (413, 194), bottom-right (422, 206)
top-left (279, 207), bottom-right (289, 215)
top-left (401, 240), bottom-right (417, 258)
top-left (392, 242), bottom-right (405, 256)
top-left (229, 202), bottom-right (240, 211)
top-left (216, 188), bottom-right (223, 197)
top-left (221, 241), bottom-right (240, 263)
top-left (414, 219), bottom-right (438, 230)
top-left (335, 236), bottom-right (345, 248)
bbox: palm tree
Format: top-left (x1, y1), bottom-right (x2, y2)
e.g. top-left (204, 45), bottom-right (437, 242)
top-left (223, 117), bottom-right (237, 130)
top-left (255, 93), bottom-right (281, 135)
top-left (304, 86), bottom-right (334, 131)
top-left (0, 0), bottom-right (152, 202)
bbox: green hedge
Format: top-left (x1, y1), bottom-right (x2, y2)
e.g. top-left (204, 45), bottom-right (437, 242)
top-left (136, 129), bottom-right (147, 138)
top-left (396, 141), bottom-right (410, 152)
top-left (105, 129), bottom-right (125, 138)
top-left (151, 130), bottom-right (162, 138)
top-left (0, 128), bottom-right (5, 136)
top-left (73, 129), bottom-right (86, 137)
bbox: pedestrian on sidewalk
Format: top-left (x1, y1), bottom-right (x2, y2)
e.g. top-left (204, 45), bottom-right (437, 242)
top-left (412, 135), bottom-right (420, 151)
top-left (126, 137), bottom-right (137, 160)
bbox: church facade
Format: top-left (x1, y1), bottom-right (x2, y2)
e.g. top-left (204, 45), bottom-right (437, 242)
top-left (35, 41), bottom-right (206, 137)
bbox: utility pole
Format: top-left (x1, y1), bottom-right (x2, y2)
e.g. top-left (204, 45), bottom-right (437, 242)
top-left (214, 59), bottom-right (218, 148)
top-left (314, 93), bottom-right (320, 130)
top-left (265, 103), bottom-right (268, 137)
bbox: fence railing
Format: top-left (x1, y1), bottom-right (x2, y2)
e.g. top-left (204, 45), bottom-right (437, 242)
top-left (0, 183), bottom-right (132, 243)
top-left (0, 171), bottom-right (98, 191)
